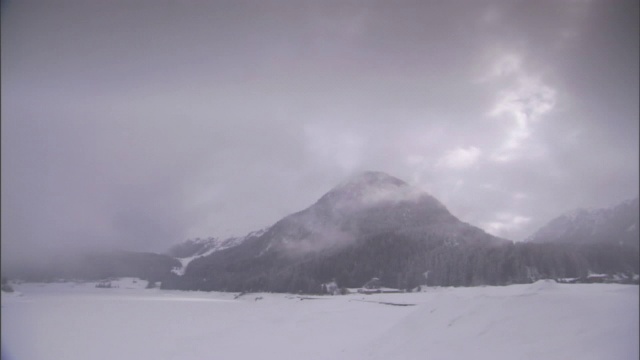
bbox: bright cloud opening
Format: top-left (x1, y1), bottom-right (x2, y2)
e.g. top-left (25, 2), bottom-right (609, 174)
top-left (437, 146), bottom-right (482, 169)
top-left (483, 213), bottom-right (532, 238)
top-left (484, 53), bottom-right (558, 163)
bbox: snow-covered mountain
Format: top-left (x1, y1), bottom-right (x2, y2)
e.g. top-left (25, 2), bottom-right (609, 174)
top-left (162, 171), bottom-right (511, 292)
top-left (240, 171), bottom-right (505, 257)
top-left (527, 197), bottom-right (639, 248)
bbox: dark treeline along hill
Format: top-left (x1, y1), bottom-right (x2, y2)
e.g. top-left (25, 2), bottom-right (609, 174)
top-left (163, 235), bottom-right (638, 294)
top-left (5, 172), bottom-right (638, 292)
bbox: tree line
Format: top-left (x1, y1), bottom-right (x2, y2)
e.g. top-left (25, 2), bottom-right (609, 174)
top-left (161, 232), bottom-right (639, 294)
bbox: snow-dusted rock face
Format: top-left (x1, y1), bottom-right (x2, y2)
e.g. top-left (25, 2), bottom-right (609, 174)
top-left (167, 228), bottom-right (269, 276)
top-left (527, 197), bottom-right (639, 248)
top-left (168, 228), bottom-right (269, 259)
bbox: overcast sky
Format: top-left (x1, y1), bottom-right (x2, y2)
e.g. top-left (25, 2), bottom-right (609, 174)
top-left (2, 0), bottom-right (638, 266)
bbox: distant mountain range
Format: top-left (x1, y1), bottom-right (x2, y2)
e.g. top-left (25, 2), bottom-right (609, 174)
top-left (4, 171), bottom-right (638, 291)
top-left (527, 197), bottom-right (639, 248)
top-left (160, 172), bottom-right (638, 292)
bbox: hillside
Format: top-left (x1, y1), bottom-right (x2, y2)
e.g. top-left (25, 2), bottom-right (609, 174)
top-left (161, 172), bottom-right (638, 293)
top-left (162, 172), bottom-right (509, 292)
top-left (527, 197), bottom-right (639, 248)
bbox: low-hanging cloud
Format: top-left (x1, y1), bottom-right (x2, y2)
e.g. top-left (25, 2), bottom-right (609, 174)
top-left (2, 0), bottom-right (637, 269)
top-left (482, 213), bottom-right (532, 239)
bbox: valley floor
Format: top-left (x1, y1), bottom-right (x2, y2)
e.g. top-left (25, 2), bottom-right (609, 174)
top-left (1, 279), bottom-right (638, 360)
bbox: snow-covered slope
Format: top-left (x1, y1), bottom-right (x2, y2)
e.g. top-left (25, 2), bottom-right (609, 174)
top-left (2, 281), bottom-right (637, 360)
top-left (168, 228), bottom-right (269, 276)
top-left (527, 197), bottom-right (639, 247)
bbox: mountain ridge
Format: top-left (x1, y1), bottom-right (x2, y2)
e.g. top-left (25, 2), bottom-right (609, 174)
top-left (5, 171), bottom-right (637, 291)
top-left (526, 196), bottom-right (639, 248)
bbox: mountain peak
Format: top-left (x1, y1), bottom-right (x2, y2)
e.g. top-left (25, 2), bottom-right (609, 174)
top-left (317, 171), bottom-right (421, 208)
top-left (338, 171), bottom-right (408, 189)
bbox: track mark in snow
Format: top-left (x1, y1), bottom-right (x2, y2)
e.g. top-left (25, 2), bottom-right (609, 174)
top-left (448, 315), bottom-right (462, 327)
top-left (349, 299), bottom-right (416, 307)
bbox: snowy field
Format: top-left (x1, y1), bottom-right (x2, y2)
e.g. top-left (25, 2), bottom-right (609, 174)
top-left (2, 279), bottom-right (638, 360)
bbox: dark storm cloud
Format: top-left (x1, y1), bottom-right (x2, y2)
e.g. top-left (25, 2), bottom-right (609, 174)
top-left (2, 0), bottom-right (638, 267)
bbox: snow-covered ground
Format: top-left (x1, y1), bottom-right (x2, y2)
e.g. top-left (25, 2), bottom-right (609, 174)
top-left (1, 279), bottom-right (638, 360)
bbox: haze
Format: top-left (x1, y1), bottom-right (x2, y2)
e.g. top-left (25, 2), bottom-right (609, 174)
top-left (2, 0), bottom-right (638, 269)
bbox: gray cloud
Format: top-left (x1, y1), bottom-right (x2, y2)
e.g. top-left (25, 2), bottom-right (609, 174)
top-left (2, 0), bottom-right (638, 267)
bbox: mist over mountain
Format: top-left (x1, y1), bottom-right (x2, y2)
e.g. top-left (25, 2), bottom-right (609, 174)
top-left (527, 197), bottom-right (639, 248)
top-left (4, 250), bottom-right (180, 284)
top-left (244, 171), bottom-right (506, 256)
